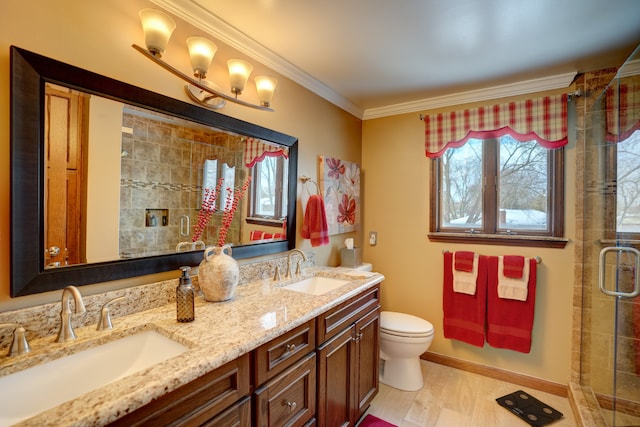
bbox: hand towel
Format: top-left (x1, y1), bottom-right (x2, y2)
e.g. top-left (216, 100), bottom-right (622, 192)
top-left (301, 194), bottom-right (329, 247)
top-left (443, 251), bottom-right (488, 347)
top-left (497, 256), bottom-right (530, 301)
top-left (503, 255), bottom-right (525, 278)
top-left (453, 252), bottom-right (479, 295)
top-left (486, 256), bottom-right (537, 353)
top-left (454, 251), bottom-right (475, 272)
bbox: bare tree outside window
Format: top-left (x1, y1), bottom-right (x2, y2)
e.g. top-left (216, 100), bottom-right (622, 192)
top-left (435, 135), bottom-right (562, 238)
top-left (616, 130), bottom-right (640, 233)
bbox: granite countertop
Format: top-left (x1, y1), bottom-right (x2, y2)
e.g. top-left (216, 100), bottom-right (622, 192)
top-left (2, 267), bottom-right (384, 427)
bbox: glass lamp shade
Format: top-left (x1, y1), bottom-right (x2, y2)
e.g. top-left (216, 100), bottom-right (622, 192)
top-left (227, 59), bottom-right (253, 95)
top-left (139, 9), bottom-right (176, 57)
top-left (187, 37), bottom-right (217, 79)
top-left (255, 76), bottom-right (278, 107)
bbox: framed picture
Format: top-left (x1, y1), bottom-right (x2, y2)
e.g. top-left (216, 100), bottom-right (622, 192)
top-left (319, 155), bottom-right (361, 235)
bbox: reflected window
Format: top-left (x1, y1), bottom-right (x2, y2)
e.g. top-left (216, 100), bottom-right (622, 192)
top-left (249, 155), bottom-right (288, 220)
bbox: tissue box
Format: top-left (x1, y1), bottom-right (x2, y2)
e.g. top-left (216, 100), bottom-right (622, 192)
top-left (340, 248), bottom-right (362, 267)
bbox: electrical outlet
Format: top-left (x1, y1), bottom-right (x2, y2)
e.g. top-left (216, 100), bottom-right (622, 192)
top-left (369, 231), bottom-right (377, 246)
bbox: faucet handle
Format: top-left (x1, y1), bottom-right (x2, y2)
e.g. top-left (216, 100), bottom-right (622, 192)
top-left (97, 296), bottom-right (127, 331)
top-left (0, 323), bottom-right (31, 357)
top-left (295, 260), bottom-right (303, 276)
top-left (273, 265), bottom-right (281, 281)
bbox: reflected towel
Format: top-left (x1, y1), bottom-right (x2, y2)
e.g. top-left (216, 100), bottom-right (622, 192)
top-left (498, 256), bottom-right (530, 301)
top-left (453, 252), bottom-right (479, 295)
top-left (301, 194), bottom-right (329, 247)
top-left (487, 257), bottom-right (537, 353)
top-left (443, 252), bottom-right (488, 347)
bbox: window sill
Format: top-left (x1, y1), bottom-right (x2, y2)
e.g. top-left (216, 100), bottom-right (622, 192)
top-left (427, 232), bottom-right (568, 248)
top-left (245, 217), bottom-right (284, 227)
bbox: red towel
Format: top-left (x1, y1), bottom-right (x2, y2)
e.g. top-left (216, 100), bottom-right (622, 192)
top-left (443, 252), bottom-right (488, 347)
top-left (301, 194), bottom-right (329, 247)
top-left (503, 255), bottom-right (525, 278)
top-left (486, 257), bottom-right (537, 353)
top-left (454, 251), bottom-right (475, 272)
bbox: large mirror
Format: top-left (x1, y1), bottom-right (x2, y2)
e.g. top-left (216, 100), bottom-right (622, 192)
top-left (10, 46), bottom-right (297, 297)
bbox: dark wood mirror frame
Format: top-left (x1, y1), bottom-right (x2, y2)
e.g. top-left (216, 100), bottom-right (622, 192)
top-left (10, 46), bottom-right (297, 297)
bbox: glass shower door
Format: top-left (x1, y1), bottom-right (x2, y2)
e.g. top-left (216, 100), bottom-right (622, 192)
top-left (584, 44), bottom-right (640, 426)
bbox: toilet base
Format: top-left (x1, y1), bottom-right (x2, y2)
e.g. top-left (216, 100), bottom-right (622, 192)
top-left (379, 357), bottom-right (424, 391)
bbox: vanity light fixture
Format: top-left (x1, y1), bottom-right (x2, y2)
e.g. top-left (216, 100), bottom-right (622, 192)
top-left (134, 8), bottom-right (277, 111)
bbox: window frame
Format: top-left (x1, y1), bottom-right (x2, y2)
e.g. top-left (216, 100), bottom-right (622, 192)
top-left (604, 139), bottom-right (640, 242)
top-left (246, 155), bottom-right (288, 223)
top-left (428, 137), bottom-right (567, 248)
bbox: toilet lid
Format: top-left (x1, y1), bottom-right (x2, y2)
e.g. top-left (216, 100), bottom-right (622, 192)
top-left (380, 311), bottom-right (434, 337)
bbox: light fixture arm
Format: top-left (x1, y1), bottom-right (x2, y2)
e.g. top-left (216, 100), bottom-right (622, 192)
top-left (132, 44), bottom-right (273, 112)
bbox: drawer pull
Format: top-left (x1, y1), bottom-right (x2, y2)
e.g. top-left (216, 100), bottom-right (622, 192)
top-left (286, 401), bottom-right (297, 412)
top-left (285, 343), bottom-right (296, 354)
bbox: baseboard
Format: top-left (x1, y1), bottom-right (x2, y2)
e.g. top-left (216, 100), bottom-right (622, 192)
top-left (421, 352), bottom-right (568, 397)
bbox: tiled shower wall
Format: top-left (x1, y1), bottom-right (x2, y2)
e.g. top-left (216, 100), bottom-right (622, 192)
top-left (119, 108), bottom-right (245, 258)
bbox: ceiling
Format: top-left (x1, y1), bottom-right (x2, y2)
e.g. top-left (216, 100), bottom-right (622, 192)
top-left (156, 0), bottom-right (640, 119)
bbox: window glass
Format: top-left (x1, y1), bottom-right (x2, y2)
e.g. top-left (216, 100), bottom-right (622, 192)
top-left (439, 139), bottom-right (483, 229)
top-left (498, 136), bottom-right (549, 231)
top-left (250, 155), bottom-right (287, 219)
top-left (616, 130), bottom-right (640, 234)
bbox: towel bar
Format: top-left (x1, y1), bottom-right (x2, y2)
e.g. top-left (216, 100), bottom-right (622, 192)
top-left (441, 250), bottom-right (542, 264)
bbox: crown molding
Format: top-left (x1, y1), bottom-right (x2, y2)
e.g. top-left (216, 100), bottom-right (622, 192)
top-left (150, 1), bottom-right (577, 121)
top-left (362, 72), bottom-right (577, 120)
top-left (151, 0), bottom-right (364, 118)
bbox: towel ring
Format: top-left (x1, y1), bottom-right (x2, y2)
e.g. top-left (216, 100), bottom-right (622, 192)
top-left (300, 175), bottom-right (320, 196)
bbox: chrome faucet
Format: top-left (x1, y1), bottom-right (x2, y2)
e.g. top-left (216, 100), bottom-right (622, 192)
top-left (0, 323), bottom-right (30, 356)
top-left (286, 249), bottom-right (308, 278)
top-left (56, 285), bottom-right (86, 343)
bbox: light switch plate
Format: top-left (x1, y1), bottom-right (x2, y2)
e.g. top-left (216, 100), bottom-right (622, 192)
top-left (369, 231), bottom-right (377, 246)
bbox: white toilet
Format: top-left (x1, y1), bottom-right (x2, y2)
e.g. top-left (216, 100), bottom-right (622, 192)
top-left (379, 311), bottom-right (434, 391)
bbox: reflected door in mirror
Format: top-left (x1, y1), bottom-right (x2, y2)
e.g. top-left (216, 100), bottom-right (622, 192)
top-left (44, 84), bottom-right (88, 268)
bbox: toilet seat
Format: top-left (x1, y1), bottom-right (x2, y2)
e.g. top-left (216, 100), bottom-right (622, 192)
top-left (380, 311), bottom-right (434, 338)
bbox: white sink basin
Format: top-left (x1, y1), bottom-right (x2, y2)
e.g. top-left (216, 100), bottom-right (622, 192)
top-left (282, 276), bottom-right (349, 295)
top-left (0, 330), bottom-right (188, 426)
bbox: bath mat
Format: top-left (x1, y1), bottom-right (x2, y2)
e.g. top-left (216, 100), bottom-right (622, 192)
top-left (357, 414), bottom-right (397, 427)
top-left (496, 390), bottom-right (563, 426)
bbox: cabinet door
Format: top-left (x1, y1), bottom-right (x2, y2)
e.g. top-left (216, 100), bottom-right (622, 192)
top-left (354, 308), bottom-right (380, 419)
top-left (317, 325), bottom-right (355, 427)
top-left (254, 352), bottom-right (316, 427)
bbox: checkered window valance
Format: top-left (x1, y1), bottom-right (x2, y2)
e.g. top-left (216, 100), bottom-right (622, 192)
top-left (244, 138), bottom-right (289, 168)
top-left (606, 80), bottom-right (640, 143)
top-left (424, 94), bottom-right (568, 159)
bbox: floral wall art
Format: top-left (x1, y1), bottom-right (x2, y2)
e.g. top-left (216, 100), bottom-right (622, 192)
top-left (319, 156), bottom-right (361, 235)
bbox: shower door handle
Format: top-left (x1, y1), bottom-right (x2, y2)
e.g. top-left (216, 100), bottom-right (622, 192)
top-left (598, 246), bottom-right (640, 298)
top-left (180, 215), bottom-right (190, 237)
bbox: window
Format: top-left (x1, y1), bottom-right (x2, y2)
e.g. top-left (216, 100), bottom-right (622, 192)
top-left (606, 129), bottom-right (640, 239)
top-left (430, 135), bottom-right (565, 245)
top-left (248, 155), bottom-right (288, 221)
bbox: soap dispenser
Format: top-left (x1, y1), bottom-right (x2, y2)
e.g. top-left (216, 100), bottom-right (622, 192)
top-left (176, 266), bottom-right (195, 322)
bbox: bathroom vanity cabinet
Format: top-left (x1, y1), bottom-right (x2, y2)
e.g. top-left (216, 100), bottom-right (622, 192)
top-left (316, 284), bottom-right (381, 426)
top-left (106, 284), bottom-right (380, 427)
top-left (108, 353), bottom-right (252, 426)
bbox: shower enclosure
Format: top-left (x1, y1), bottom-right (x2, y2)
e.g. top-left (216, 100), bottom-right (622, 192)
top-left (582, 44), bottom-right (640, 426)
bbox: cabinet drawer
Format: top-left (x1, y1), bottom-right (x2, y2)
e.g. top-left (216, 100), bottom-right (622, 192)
top-left (109, 353), bottom-right (250, 427)
top-left (316, 284), bottom-right (380, 343)
top-left (254, 352), bottom-right (316, 427)
top-left (254, 319), bottom-right (315, 385)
